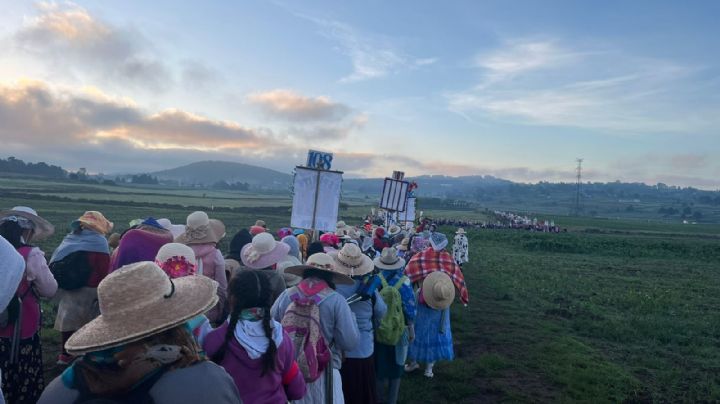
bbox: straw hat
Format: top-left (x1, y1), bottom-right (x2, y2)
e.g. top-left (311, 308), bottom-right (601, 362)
top-left (388, 225), bottom-right (401, 237)
top-left (155, 243), bottom-right (197, 278)
top-left (374, 247), bottom-right (406, 270)
top-left (241, 233), bottom-right (290, 269)
top-left (255, 220), bottom-right (267, 228)
top-left (332, 243), bottom-right (374, 277)
top-left (175, 211), bottom-right (225, 245)
top-left (397, 237), bottom-right (410, 251)
top-left (65, 261), bottom-right (218, 354)
top-left (72, 211), bottom-right (113, 235)
top-left (456, 228), bottom-right (466, 235)
top-left (285, 253), bottom-right (353, 285)
top-left (0, 206), bottom-right (54, 240)
top-left (422, 271), bottom-right (455, 310)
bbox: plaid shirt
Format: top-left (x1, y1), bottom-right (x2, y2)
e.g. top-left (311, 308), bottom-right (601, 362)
top-left (404, 247), bottom-right (469, 305)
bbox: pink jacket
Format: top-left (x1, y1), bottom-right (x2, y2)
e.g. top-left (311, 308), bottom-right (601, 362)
top-left (190, 244), bottom-right (227, 324)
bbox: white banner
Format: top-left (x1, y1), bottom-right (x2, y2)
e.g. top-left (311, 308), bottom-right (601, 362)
top-left (291, 167), bottom-right (343, 232)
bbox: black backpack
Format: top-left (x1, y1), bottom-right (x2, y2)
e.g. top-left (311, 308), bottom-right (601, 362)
top-left (50, 251), bottom-right (93, 290)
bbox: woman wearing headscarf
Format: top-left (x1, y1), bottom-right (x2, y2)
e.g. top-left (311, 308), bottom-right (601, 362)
top-left (176, 211), bottom-right (228, 325)
top-left (50, 211), bottom-right (113, 366)
top-left (0, 206), bottom-right (58, 404)
top-left (38, 261), bottom-right (241, 403)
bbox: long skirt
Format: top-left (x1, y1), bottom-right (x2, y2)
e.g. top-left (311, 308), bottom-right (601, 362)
top-left (340, 356), bottom-right (376, 404)
top-left (408, 305), bottom-right (454, 363)
top-left (1, 334), bottom-right (45, 404)
top-left (53, 287), bottom-right (100, 332)
top-left (293, 368), bottom-right (344, 404)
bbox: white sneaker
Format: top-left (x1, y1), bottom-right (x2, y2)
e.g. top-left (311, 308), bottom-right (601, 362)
top-left (404, 362), bottom-right (419, 372)
top-left (424, 369), bottom-right (434, 378)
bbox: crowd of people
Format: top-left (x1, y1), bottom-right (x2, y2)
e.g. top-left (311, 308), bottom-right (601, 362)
top-left (431, 211), bottom-right (564, 233)
top-left (0, 206), bottom-right (469, 404)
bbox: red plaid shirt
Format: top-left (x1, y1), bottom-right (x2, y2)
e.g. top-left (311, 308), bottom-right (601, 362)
top-left (405, 247), bottom-right (469, 305)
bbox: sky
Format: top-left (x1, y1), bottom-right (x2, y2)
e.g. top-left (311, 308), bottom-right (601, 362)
top-left (0, 1), bottom-right (719, 188)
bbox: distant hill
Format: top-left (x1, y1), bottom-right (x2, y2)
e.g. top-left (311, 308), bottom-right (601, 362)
top-left (151, 160), bottom-right (292, 190)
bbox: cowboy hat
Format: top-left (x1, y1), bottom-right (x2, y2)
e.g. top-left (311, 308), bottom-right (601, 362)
top-left (456, 228), bottom-right (466, 234)
top-left (72, 211), bottom-right (113, 235)
top-left (175, 211), bottom-right (226, 245)
top-left (65, 261), bottom-right (218, 355)
top-left (285, 253), bottom-right (353, 285)
top-left (422, 271), bottom-right (455, 310)
top-left (374, 247), bottom-right (406, 270)
top-left (254, 220), bottom-right (267, 228)
top-left (0, 206), bottom-right (54, 240)
top-left (332, 243), bottom-right (374, 277)
top-left (241, 232), bottom-right (290, 269)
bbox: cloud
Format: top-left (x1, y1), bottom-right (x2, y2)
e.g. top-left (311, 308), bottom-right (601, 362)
top-left (10, 2), bottom-right (196, 92)
top-left (448, 38), bottom-right (720, 134)
top-left (295, 14), bottom-right (435, 82)
top-left (247, 89), bottom-right (351, 121)
top-left (0, 80), bottom-right (277, 152)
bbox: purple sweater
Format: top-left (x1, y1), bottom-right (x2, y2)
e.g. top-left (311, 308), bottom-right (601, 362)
top-left (204, 323), bottom-right (306, 404)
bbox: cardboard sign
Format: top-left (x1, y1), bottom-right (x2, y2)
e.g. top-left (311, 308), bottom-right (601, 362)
top-left (379, 178), bottom-right (409, 212)
top-left (291, 166), bottom-right (343, 232)
top-left (306, 150), bottom-right (334, 170)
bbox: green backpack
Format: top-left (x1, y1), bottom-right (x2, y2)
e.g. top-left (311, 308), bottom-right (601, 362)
top-left (375, 273), bottom-right (407, 345)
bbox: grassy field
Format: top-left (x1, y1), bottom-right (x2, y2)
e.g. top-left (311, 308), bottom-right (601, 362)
top-left (3, 176), bottom-right (720, 402)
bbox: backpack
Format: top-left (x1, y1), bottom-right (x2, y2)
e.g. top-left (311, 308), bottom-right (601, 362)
top-left (50, 251), bottom-right (93, 290)
top-left (281, 288), bottom-right (331, 382)
top-left (375, 273), bottom-right (407, 345)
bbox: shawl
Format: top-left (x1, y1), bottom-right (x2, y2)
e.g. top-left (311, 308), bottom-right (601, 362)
top-left (233, 318), bottom-right (283, 360)
top-left (404, 247), bottom-right (469, 305)
top-left (110, 228), bottom-right (173, 271)
top-left (50, 230), bottom-right (110, 264)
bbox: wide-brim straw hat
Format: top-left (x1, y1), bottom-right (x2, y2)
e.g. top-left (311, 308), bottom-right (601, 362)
top-left (0, 206), bottom-right (54, 240)
top-left (331, 243), bottom-right (374, 277)
top-left (397, 237), bottom-right (410, 251)
top-left (388, 225), bottom-right (402, 237)
top-left (374, 247), bottom-right (406, 270)
top-left (175, 211), bottom-right (226, 245)
top-left (241, 232), bottom-right (291, 269)
top-left (456, 228), bottom-right (466, 234)
top-left (65, 261), bottom-right (218, 354)
top-left (422, 271), bottom-right (455, 310)
top-left (285, 253), bottom-right (353, 285)
top-left (73, 211), bottom-right (113, 235)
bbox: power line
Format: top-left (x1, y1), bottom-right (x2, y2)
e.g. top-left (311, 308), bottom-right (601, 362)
top-left (574, 158), bottom-right (583, 216)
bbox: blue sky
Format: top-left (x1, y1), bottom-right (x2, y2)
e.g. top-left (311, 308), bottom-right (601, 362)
top-left (0, 1), bottom-right (718, 188)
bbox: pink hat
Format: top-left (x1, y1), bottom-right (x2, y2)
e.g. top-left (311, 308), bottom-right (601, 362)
top-left (277, 227), bottom-right (293, 239)
top-left (250, 225), bottom-right (266, 236)
top-left (320, 233), bottom-right (340, 246)
top-left (241, 233), bottom-right (291, 269)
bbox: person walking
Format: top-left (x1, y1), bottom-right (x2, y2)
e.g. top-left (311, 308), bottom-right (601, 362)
top-left (38, 261), bottom-right (241, 403)
top-left (205, 270), bottom-right (307, 403)
top-left (50, 211), bottom-right (113, 366)
top-left (452, 228), bottom-right (469, 267)
top-left (271, 253), bottom-right (360, 404)
top-left (0, 206), bottom-right (58, 404)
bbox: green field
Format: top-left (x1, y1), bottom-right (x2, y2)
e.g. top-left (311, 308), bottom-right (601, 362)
top-left (3, 176), bottom-right (720, 402)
